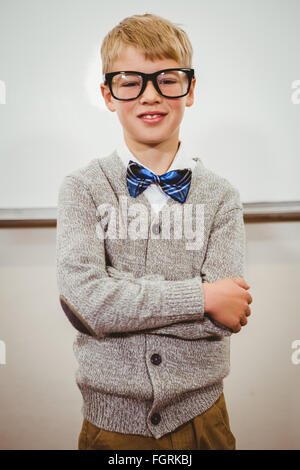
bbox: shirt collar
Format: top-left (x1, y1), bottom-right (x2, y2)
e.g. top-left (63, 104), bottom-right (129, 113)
top-left (115, 140), bottom-right (196, 173)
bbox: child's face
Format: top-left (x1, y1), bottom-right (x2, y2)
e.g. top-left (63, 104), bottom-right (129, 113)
top-left (100, 45), bottom-right (196, 149)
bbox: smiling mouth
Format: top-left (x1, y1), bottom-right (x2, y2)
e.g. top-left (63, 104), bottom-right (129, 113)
top-left (138, 114), bottom-right (167, 123)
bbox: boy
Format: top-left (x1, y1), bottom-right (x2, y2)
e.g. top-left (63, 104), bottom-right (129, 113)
top-left (56, 13), bottom-right (252, 450)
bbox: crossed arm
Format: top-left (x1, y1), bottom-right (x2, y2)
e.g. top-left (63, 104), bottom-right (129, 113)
top-left (56, 175), bottom-right (251, 340)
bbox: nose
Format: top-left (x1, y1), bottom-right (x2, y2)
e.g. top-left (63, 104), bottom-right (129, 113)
top-left (140, 78), bottom-right (162, 102)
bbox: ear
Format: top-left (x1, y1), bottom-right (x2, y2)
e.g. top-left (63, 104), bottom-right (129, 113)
top-left (185, 77), bottom-right (196, 108)
top-left (100, 83), bottom-right (116, 112)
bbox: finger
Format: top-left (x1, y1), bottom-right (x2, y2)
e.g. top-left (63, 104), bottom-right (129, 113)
top-left (232, 278), bottom-right (249, 289)
top-left (246, 292), bottom-right (253, 304)
top-left (233, 323), bottom-right (242, 333)
top-left (240, 315), bottom-right (248, 326)
top-left (245, 306), bottom-right (251, 316)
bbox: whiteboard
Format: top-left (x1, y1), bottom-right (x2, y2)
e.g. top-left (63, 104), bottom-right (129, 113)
top-left (0, 0), bottom-right (299, 209)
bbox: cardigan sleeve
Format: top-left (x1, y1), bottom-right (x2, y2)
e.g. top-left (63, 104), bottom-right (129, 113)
top-left (146, 185), bottom-right (246, 339)
top-left (56, 175), bottom-right (206, 338)
top-left (201, 188), bottom-right (246, 284)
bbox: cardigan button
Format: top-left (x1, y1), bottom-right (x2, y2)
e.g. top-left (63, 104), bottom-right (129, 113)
top-left (151, 353), bottom-right (162, 365)
top-left (151, 413), bottom-right (161, 425)
top-left (152, 223), bottom-right (161, 235)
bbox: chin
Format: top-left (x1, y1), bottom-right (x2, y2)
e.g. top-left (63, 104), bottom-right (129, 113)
top-left (137, 137), bottom-right (169, 146)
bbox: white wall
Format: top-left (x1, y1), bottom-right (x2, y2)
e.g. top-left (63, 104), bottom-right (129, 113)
top-left (1, 0), bottom-right (300, 207)
top-left (0, 222), bottom-right (299, 450)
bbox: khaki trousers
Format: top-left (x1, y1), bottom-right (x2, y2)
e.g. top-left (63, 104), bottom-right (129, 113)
top-left (78, 392), bottom-right (236, 450)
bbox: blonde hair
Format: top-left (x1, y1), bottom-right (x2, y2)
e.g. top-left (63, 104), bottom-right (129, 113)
top-left (100, 13), bottom-right (193, 76)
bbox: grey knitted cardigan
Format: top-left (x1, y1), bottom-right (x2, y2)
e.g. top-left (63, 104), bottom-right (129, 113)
top-left (55, 149), bottom-right (246, 439)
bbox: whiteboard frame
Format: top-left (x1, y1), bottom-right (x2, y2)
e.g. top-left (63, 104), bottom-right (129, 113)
top-left (0, 201), bottom-right (300, 227)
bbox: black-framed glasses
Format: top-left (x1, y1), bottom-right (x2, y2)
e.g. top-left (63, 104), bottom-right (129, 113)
top-left (103, 68), bottom-right (194, 101)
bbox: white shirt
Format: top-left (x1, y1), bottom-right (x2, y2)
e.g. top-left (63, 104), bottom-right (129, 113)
top-left (115, 140), bottom-right (197, 214)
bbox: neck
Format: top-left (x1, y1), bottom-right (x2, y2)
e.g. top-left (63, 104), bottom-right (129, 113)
top-left (124, 136), bottom-right (180, 175)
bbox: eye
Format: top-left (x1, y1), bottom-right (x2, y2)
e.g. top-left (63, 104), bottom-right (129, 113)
top-left (158, 72), bottom-right (180, 85)
top-left (160, 79), bottom-right (176, 84)
top-left (121, 82), bottom-right (139, 87)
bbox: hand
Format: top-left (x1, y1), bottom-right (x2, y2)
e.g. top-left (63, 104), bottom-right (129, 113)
top-left (202, 278), bottom-right (252, 333)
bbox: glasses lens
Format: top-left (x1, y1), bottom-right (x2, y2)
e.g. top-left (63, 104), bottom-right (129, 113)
top-left (111, 73), bottom-right (143, 100)
top-left (157, 70), bottom-right (189, 97)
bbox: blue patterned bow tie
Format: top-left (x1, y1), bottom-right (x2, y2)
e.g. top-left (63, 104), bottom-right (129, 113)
top-left (126, 159), bottom-right (192, 203)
